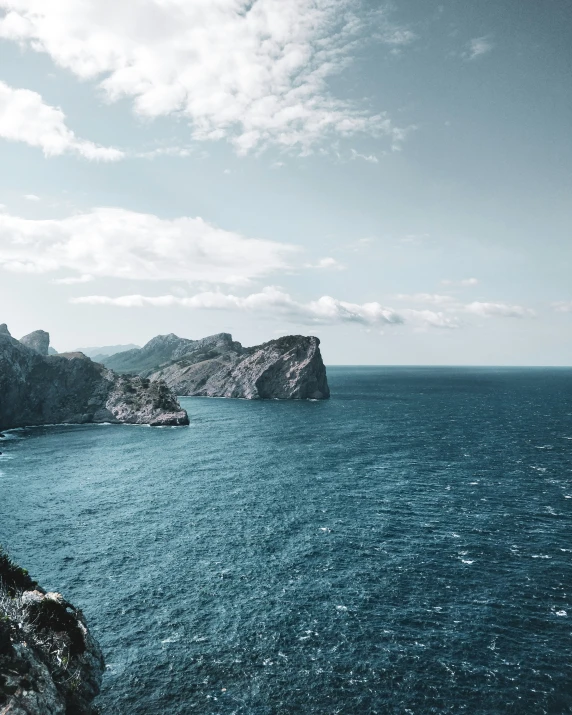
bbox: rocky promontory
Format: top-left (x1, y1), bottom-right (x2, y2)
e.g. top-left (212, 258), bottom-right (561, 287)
top-left (0, 549), bottom-right (104, 714)
top-left (102, 332), bottom-right (330, 400)
top-left (0, 325), bottom-right (189, 430)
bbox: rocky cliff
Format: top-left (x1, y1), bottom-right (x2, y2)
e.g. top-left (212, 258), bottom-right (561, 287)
top-left (0, 549), bottom-right (104, 715)
top-left (103, 333), bottom-right (330, 400)
top-left (19, 330), bottom-right (50, 356)
top-left (0, 325), bottom-right (189, 430)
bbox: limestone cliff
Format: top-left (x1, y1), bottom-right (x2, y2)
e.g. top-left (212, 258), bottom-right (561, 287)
top-left (0, 325), bottom-right (189, 430)
top-left (0, 550), bottom-right (104, 715)
top-left (19, 331), bottom-right (50, 356)
top-left (103, 333), bottom-right (330, 400)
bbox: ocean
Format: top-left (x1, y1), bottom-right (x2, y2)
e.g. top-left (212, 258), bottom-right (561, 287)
top-left (1, 367), bottom-right (571, 714)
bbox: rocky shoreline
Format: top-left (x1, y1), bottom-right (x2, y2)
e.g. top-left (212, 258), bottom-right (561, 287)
top-left (0, 325), bottom-right (189, 431)
top-left (0, 550), bottom-right (104, 715)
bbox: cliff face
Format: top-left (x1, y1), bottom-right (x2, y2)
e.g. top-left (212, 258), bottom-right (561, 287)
top-left (103, 332), bottom-right (242, 375)
top-left (0, 550), bottom-right (104, 715)
top-left (104, 333), bottom-right (330, 400)
top-left (0, 326), bottom-right (189, 430)
top-left (19, 331), bottom-right (50, 356)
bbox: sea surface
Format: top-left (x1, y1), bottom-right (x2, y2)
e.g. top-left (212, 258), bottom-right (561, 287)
top-left (1, 367), bottom-right (572, 714)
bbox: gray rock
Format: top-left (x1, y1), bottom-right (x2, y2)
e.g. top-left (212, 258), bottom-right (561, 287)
top-left (102, 332), bottom-right (241, 374)
top-left (0, 552), bottom-right (104, 715)
top-left (0, 324), bottom-right (10, 336)
top-left (19, 330), bottom-right (50, 356)
top-left (106, 332), bottom-right (330, 400)
top-left (0, 326), bottom-right (189, 430)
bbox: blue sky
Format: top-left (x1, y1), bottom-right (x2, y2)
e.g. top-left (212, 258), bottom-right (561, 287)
top-left (0, 0), bottom-right (570, 364)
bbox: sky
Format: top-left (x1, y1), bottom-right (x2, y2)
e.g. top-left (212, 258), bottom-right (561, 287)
top-left (0, 0), bottom-right (571, 364)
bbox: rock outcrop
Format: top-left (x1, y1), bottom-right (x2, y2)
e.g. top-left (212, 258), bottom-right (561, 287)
top-left (0, 326), bottom-right (189, 430)
top-left (0, 549), bottom-right (104, 715)
top-left (19, 330), bottom-right (50, 356)
top-left (103, 333), bottom-right (330, 400)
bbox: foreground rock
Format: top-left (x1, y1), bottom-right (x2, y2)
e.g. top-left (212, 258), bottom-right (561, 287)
top-left (0, 325), bottom-right (189, 430)
top-left (0, 550), bottom-right (103, 715)
top-left (103, 333), bottom-right (330, 400)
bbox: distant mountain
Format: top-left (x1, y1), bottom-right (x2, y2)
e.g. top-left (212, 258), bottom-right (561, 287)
top-left (101, 332), bottom-right (240, 374)
top-left (74, 343), bottom-right (141, 360)
top-left (0, 324), bottom-right (188, 429)
top-left (102, 332), bottom-right (330, 400)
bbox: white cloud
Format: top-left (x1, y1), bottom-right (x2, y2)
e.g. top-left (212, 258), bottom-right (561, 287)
top-left (52, 274), bottom-right (94, 285)
top-left (0, 80), bottom-right (124, 160)
top-left (0, 207), bottom-right (296, 284)
top-left (376, 28), bottom-right (417, 47)
top-left (464, 302), bottom-right (534, 318)
top-left (71, 288), bottom-right (532, 330)
top-left (24, 193), bottom-right (40, 201)
top-left (394, 293), bottom-right (455, 306)
top-left (0, 0), bottom-right (408, 154)
top-left (400, 309), bottom-right (459, 330)
top-left (135, 146), bottom-right (192, 159)
top-left (305, 257), bottom-right (345, 270)
top-left (552, 301), bottom-right (572, 313)
top-left (441, 277), bottom-right (479, 287)
top-left (465, 36), bottom-right (494, 60)
top-left (350, 149), bottom-right (379, 163)
top-left (71, 286), bottom-right (458, 329)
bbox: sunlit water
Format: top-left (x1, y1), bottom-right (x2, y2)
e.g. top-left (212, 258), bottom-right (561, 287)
top-left (1, 367), bottom-right (572, 714)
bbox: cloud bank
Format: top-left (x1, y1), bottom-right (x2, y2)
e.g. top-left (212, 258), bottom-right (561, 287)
top-left (0, 0), bottom-right (406, 153)
top-left (0, 207), bottom-right (296, 284)
top-left (553, 301), bottom-right (572, 313)
top-left (0, 80), bottom-right (124, 160)
top-left (71, 288), bottom-right (537, 330)
top-left (464, 302), bottom-right (535, 318)
top-left (71, 286), bottom-right (460, 329)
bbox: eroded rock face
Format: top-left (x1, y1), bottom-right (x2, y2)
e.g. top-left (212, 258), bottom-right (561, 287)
top-left (19, 330), bottom-right (50, 356)
top-left (0, 326), bottom-right (189, 430)
top-left (0, 552), bottom-right (104, 715)
top-left (103, 332), bottom-right (241, 375)
top-left (104, 332), bottom-right (330, 400)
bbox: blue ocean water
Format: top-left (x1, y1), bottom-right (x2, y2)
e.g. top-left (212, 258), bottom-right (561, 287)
top-left (1, 367), bottom-right (572, 714)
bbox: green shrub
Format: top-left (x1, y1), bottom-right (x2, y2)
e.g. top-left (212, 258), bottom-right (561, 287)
top-left (0, 548), bottom-right (37, 596)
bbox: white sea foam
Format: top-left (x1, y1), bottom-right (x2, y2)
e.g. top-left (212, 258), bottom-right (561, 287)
top-left (161, 633), bottom-right (181, 644)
